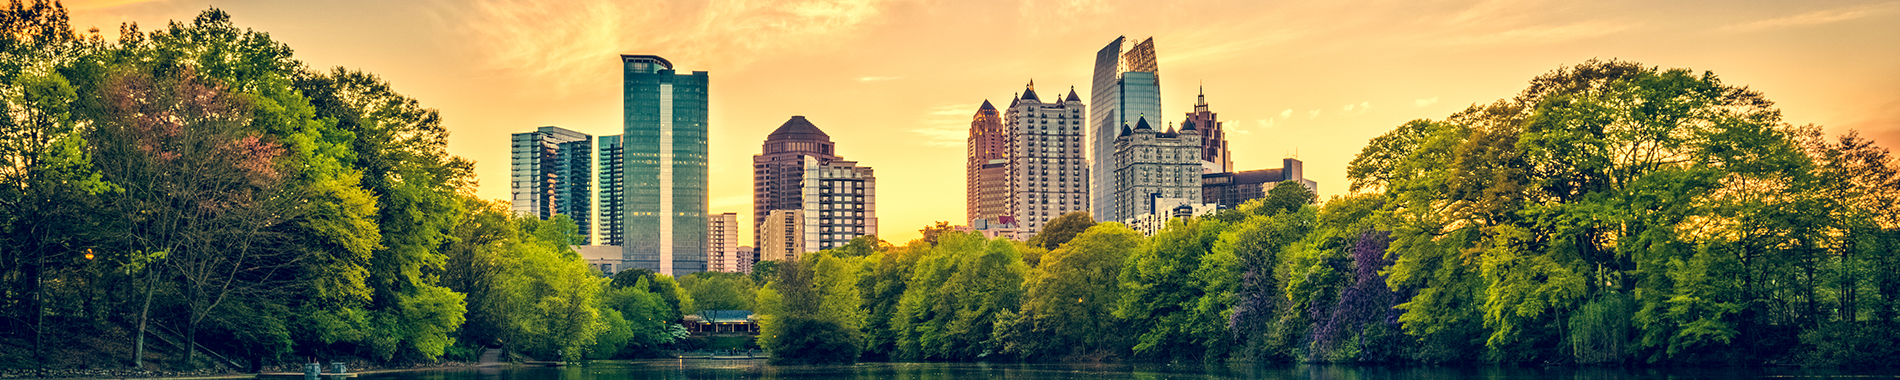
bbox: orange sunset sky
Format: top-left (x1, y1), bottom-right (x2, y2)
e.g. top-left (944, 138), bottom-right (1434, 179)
top-left (63, 0), bottom-right (1900, 244)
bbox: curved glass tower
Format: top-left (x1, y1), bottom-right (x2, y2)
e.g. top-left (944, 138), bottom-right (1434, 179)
top-left (1090, 36), bottom-right (1161, 222)
top-left (621, 54), bottom-right (708, 276)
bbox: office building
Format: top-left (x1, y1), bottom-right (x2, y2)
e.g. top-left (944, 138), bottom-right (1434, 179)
top-left (968, 100), bottom-right (1010, 228)
top-left (737, 246), bottom-right (754, 273)
top-left (753, 116), bottom-right (837, 250)
top-left (1113, 117), bottom-right (1203, 220)
top-left (597, 135), bottom-right (624, 246)
top-left (511, 126), bottom-right (593, 244)
top-left (1004, 81), bottom-right (1088, 235)
top-left (1202, 158), bottom-right (1318, 208)
top-left (707, 213), bottom-right (742, 272)
top-left (1091, 36), bottom-right (1162, 222)
top-left (1183, 87), bottom-right (1232, 174)
top-left (753, 116), bottom-right (878, 257)
top-left (758, 209), bottom-right (802, 262)
top-left (620, 54), bottom-right (708, 276)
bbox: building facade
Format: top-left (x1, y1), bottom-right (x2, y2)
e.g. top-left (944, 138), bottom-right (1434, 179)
top-left (597, 134), bottom-right (624, 246)
top-left (1202, 158), bottom-right (1317, 208)
top-left (1004, 81), bottom-right (1088, 236)
top-left (753, 116), bottom-right (837, 252)
top-left (757, 209), bottom-right (802, 262)
top-left (799, 155), bottom-right (877, 251)
top-left (1113, 117), bottom-right (1203, 220)
top-left (707, 213), bottom-right (741, 272)
top-left (510, 126), bottom-right (593, 244)
top-left (1183, 87), bottom-right (1231, 174)
top-left (753, 116), bottom-right (877, 258)
top-left (620, 54), bottom-right (708, 276)
top-left (736, 246), bottom-right (754, 273)
top-left (1091, 36), bottom-right (1163, 222)
top-left (967, 100), bottom-right (1009, 228)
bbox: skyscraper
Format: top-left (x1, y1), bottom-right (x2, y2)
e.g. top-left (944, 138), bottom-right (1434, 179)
top-left (753, 116), bottom-right (877, 255)
top-left (754, 116), bottom-right (837, 250)
top-left (1113, 117), bottom-right (1202, 220)
top-left (967, 100), bottom-right (1009, 227)
top-left (597, 134), bottom-right (624, 246)
top-left (1183, 87), bottom-right (1231, 174)
top-left (1005, 81), bottom-right (1088, 235)
top-left (1091, 36), bottom-right (1162, 222)
top-left (707, 213), bottom-right (741, 272)
top-left (510, 126), bottom-right (593, 243)
top-left (621, 54), bottom-right (708, 276)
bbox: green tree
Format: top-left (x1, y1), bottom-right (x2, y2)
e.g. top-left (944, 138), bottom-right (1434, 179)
top-left (1004, 222), bottom-right (1141, 359)
top-left (1027, 212), bottom-right (1096, 251)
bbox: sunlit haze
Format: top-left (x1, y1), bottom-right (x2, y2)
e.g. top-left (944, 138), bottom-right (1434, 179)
top-left (66, 0), bottom-right (1900, 244)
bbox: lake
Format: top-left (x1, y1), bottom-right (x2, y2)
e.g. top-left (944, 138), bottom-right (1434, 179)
top-left (366, 360), bottom-right (1896, 380)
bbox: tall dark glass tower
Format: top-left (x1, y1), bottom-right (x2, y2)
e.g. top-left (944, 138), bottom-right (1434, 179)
top-left (621, 54), bottom-right (708, 276)
top-left (1090, 36), bottom-right (1161, 222)
top-left (510, 126), bottom-right (592, 243)
top-left (597, 134), bottom-right (624, 246)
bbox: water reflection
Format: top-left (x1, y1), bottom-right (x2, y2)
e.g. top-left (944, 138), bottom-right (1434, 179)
top-left (367, 360), bottom-right (1891, 380)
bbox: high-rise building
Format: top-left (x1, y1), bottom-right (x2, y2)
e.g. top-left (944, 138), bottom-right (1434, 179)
top-left (707, 213), bottom-right (741, 272)
top-left (752, 116), bottom-right (877, 255)
top-left (1004, 81), bottom-right (1088, 235)
top-left (1091, 36), bottom-right (1162, 222)
top-left (758, 209), bottom-right (802, 262)
top-left (753, 116), bottom-right (837, 250)
top-left (597, 135), bottom-right (624, 246)
top-left (1113, 117), bottom-right (1202, 220)
top-left (620, 54), bottom-right (708, 276)
top-left (1202, 158), bottom-right (1317, 208)
top-left (737, 246), bottom-right (755, 273)
top-left (1183, 87), bottom-right (1232, 174)
top-left (967, 100), bottom-right (1009, 227)
top-left (799, 155), bottom-right (877, 251)
top-left (511, 126), bottom-right (593, 243)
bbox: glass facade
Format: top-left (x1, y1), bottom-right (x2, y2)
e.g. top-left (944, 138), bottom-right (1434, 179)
top-left (510, 126), bottom-right (592, 244)
top-left (1090, 36), bottom-right (1162, 222)
top-left (621, 55), bottom-right (709, 276)
top-left (597, 135), bottom-right (624, 246)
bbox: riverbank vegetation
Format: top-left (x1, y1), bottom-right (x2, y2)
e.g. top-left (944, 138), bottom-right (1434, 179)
top-left (743, 60), bottom-right (1900, 366)
top-left (2, 2), bottom-right (1896, 372)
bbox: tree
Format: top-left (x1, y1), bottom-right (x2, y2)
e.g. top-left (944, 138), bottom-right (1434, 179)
top-left (1027, 212), bottom-right (1096, 251)
top-left (1005, 222), bottom-right (1140, 359)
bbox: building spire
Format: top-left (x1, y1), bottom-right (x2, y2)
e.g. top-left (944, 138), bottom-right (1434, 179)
top-left (1021, 80), bottom-right (1040, 102)
top-left (1193, 84), bottom-right (1209, 112)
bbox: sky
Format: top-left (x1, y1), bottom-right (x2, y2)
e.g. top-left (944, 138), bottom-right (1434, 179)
top-left (63, 0), bottom-right (1900, 245)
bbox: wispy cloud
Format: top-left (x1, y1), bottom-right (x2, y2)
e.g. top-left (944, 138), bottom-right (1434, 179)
top-left (858, 76), bottom-right (902, 82)
top-left (452, 0), bottom-right (894, 93)
top-left (1279, 109), bottom-right (1293, 119)
top-left (1415, 97), bottom-right (1441, 107)
top-left (1722, 2), bottom-right (1899, 32)
top-left (1306, 109), bottom-right (1321, 119)
top-left (910, 104), bottom-right (973, 148)
top-left (1441, 21), bottom-right (1631, 46)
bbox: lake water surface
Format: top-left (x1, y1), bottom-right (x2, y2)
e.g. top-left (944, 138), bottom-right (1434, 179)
top-left (371, 359), bottom-right (1894, 380)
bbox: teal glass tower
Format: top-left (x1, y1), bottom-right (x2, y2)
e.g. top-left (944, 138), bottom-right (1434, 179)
top-left (1090, 36), bottom-right (1161, 222)
top-left (597, 134), bottom-right (624, 246)
top-left (620, 54), bottom-right (708, 276)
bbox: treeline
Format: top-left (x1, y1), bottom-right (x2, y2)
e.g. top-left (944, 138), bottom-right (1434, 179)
top-left (0, 4), bottom-right (700, 370)
top-left (752, 60), bottom-right (1900, 366)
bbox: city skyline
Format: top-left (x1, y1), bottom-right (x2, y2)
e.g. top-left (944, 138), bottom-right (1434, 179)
top-left (62, 0), bottom-right (1900, 244)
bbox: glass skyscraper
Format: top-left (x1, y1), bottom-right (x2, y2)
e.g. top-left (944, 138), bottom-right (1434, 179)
top-left (597, 134), bottom-right (624, 246)
top-left (510, 126), bottom-right (592, 244)
top-left (1091, 36), bottom-right (1162, 222)
top-left (620, 54), bottom-right (708, 276)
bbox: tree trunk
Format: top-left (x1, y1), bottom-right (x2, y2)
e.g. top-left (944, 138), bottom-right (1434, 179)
top-left (134, 271), bottom-right (157, 370)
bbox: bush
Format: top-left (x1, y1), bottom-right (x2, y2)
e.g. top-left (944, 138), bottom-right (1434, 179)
top-left (1799, 322), bottom-right (1900, 367)
top-left (767, 317), bottom-right (861, 365)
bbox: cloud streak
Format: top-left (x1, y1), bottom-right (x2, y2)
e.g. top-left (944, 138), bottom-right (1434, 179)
top-left (910, 103), bottom-right (975, 148)
top-left (453, 0), bottom-right (894, 93)
top-left (1722, 2), bottom-right (1899, 32)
